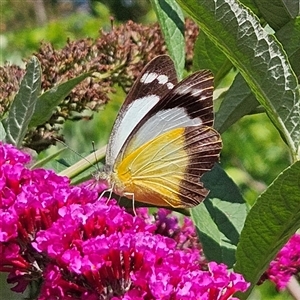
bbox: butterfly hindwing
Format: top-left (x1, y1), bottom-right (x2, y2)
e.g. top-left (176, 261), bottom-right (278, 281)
top-left (115, 125), bottom-right (222, 207)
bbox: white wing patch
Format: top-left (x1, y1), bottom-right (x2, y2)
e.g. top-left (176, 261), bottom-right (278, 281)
top-left (140, 72), bottom-right (174, 89)
top-left (121, 107), bottom-right (202, 160)
top-left (177, 85), bottom-right (203, 97)
top-left (157, 75), bottom-right (170, 85)
top-left (140, 72), bottom-right (158, 84)
top-left (106, 94), bottom-right (160, 165)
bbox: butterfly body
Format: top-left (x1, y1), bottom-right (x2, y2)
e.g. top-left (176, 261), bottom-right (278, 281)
top-left (99, 55), bottom-right (222, 208)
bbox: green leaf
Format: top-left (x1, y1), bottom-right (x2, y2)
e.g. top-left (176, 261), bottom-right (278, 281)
top-left (216, 16), bottom-right (300, 133)
top-left (235, 161), bottom-right (300, 296)
top-left (31, 147), bottom-right (68, 169)
top-left (29, 72), bottom-right (91, 127)
top-left (193, 31), bottom-right (232, 85)
top-left (5, 56), bottom-right (41, 147)
top-left (239, 0), bottom-right (260, 16)
top-left (276, 17), bottom-right (300, 77)
top-left (215, 74), bottom-right (259, 133)
top-left (254, 0), bottom-right (294, 30)
top-left (151, 0), bottom-right (185, 79)
top-left (282, 0), bottom-right (300, 18)
top-left (0, 122), bottom-right (6, 141)
top-left (176, 0), bottom-right (300, 159)
top-left (191, 164), bottom-right (248, 267)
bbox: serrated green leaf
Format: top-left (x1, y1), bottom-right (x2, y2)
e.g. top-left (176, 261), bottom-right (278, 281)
top-left (235, 161), bottom-right (300, 297)
top-left (191, 164), bottom-right (248, 267)
top-left (5, 56), bottom-right (41, 147)
top-left (29, 72), bottom-right (91, 127)
top-left (151, 0), bottom-right (185, 80)
top-left (193, 32), bottom-right (232, 85)
top-left (215, 74), bottom-right (259, 133)
top-left (216, 17), bottom-right (300, 133)
top-left (276, 17), bottom-right (300, 77)
top-left (176, 0), bottom-right (300, 159)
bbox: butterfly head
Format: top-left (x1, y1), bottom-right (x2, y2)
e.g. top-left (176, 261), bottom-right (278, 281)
top-left (95, 164), bottom-right (126, 197)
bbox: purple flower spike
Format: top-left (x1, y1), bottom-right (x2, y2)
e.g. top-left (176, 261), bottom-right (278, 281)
top-left (0, 143), bottom-right (249, 299)
top-left (265, 234), bottom-right (300, 290)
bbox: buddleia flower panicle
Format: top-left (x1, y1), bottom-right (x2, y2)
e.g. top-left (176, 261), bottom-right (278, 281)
top-left (0, 143), bottom-right (249, 299)
top-left (261, 234), bottom-right (300, 290)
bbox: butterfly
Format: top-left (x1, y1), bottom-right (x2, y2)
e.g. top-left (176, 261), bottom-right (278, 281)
top-left (98, 55), bottom-right (222, 208)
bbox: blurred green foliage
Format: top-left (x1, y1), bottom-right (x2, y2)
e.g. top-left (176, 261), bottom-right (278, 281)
top-left (1, 3), bottom-right (111, 65)
top-left (250, 281), bottom-right (294, 300)
top-left (0, 0), bottom-right (156, 65)
top-left (222, 113), bottom-right (291, 205)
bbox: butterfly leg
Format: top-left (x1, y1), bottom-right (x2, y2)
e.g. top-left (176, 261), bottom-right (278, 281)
top-left (124, 192), bottom-right (137, 216)
top-left (98, 187), bottom-right (113, 204)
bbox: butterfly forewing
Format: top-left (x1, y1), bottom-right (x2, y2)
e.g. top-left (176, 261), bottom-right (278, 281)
top-left (106, 55), bottom-right (178, 166)
top-left (117, 70), bottom-right (215, 163)
top-left (154, 70), bottom-right (214, 126)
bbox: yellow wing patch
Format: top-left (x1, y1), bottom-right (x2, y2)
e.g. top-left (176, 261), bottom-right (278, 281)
top-left (112, 126), bottom-right (221, 207)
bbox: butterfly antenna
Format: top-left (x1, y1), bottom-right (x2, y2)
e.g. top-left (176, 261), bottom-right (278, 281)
top-left (55, 138), bottom-right (98, 172)
top-left (92, 141), bottom-right (102, 173)
top-left (56, 140), bottom-right (108, 183)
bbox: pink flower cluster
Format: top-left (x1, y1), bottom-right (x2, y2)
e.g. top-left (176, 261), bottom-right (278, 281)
top-left (0, 143), bottom-right (249, 299)
top-left (266, 234), bottom-right (300, 290)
